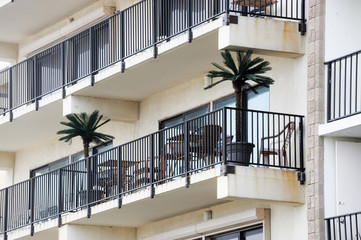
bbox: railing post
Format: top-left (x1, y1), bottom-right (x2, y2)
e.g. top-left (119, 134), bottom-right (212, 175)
top-left (297, 117), bottom-right (305, 184)
top-left (8, 69), bottom-right (12, 122)
top-left (89, 28), bottom-right (95, 86)
top-left (119, 11), bottom-right (125, 73)
top-left (57, 169), bottom-right (63, 228)
top-left (86, 157), bottom-right (91, 218)
top-left (327, 63), bottom-right (332, 122)
top-left (222, 108), bottom-right (228, 176)
top-left (326, 219), bottom-right (331, 240)
top-left (117, 146), bottom-right (122, 208)
top-left (3, 188), bottom-right (8, 240)
top-left (152, 0), bottom-right (158, 58)
top-left (33, 55), bottom-right (39, 111)
top-left (187, 0), bottom-right (193, 43)
top-left (184, 121), bottom-right (190, 188)
top-left (29, 178), bottom-right (35, 236)
top-left (299, 0), bottom-right (306, 35)
top-left (61, 42), bottom-right (66, 99)
top-left (225, 0), bottom-right (230, 26)
top-left (149, 134), bottom-right (155, 198)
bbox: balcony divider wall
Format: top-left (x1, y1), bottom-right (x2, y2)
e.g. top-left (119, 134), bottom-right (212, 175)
top-left (0, 0), bottom-right (306, 118)
top-left (0, 107), bottom-right (304, 238)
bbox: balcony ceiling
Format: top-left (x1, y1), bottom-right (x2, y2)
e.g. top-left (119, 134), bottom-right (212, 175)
top-left (0, 100), bottom-right (64, 152)
top-left (76, 30), bottom-right (222, 101)
top-left (0, 0), bottom-right (97, 44)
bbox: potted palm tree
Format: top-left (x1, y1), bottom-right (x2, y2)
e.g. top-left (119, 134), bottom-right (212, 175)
top-left (205, 50), bottom-right (274, 164)
top-left (57, 110), bottom-right (114, 158)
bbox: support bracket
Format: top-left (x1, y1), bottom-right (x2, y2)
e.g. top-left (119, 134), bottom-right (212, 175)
top-left (297, 171), bottom-right (306, 185)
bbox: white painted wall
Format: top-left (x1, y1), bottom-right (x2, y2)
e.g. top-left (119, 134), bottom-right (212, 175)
top-left (325, 0), bottom-right (361, 61)
top-left (324, 138), bottom-right (337, 218)
top-left (324, 138), bottom-right (361, 217)
top-left (335, 141), bottom-right (361, 215)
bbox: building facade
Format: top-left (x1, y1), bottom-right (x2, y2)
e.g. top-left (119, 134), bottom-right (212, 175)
top-left (0, 0), bottom-right (345, 239)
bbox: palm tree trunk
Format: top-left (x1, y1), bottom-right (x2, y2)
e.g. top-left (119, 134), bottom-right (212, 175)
top-left (235, 91), bottom-right (243, 142)
top-left (83, 143), bottom-right (89, 158)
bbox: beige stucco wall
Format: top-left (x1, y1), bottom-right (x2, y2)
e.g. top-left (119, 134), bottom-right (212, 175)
top-left (137, 200), bottom-right (307, 240)
top-left (116, 0), bottom-right (139, 11)
top-left (0, 41), bottom-right (17, 64)
top-left (59, 224), bottom-right (136, 240)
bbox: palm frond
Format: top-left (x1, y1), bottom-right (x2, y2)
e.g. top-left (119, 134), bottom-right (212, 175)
top-left (204, 78), bottom-right (230, 90)
top-left (222, 50), bottom-right (238, 75)
top-left (205, 49), bottom-right (274, 93)
top-left (210, 62), bottom-right (233, 76)
top-left (57, 110), bottom-right (114, 156)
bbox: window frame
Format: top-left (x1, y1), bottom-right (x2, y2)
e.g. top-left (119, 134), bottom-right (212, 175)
top-left (30, 141), bottom-right (113, 177)
top-left (159, 104), bottom-right (210, 130)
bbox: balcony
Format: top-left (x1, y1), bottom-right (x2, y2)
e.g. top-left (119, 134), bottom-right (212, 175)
top-left (320, 50), bottom-right (361, 137)
top-left (0, 0), bottom-right (306, 119)
top-left (325, 211), bottom-right (361, 240)
top-left (0, 107), bottom-right (305, 239)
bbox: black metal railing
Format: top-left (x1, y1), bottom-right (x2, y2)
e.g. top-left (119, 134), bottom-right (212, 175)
top-left (0, 107), bottom-right (304, 238)
top-left (325, 211), bottom-right (361, 240)
top-left (0, 0), bottom-right (306, 118)
top-left (326, 50), bottom-right (361, 122)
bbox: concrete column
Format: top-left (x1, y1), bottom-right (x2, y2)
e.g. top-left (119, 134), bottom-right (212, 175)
top-left (307, 0), bottom-right (326, 239)
top-left (0, 151), bottom-right (15, 188)
top-left (0, 41), bottom-right (17, 64)
top-left (59, 224), bottom-right (136, 240)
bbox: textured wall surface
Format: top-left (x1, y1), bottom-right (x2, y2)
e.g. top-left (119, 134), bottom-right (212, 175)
top-left (307, 0), bottom-right (326, 239)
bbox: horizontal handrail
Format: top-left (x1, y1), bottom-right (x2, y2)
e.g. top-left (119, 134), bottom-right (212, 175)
top-left (325, 211), bottom-right (361, 240)
top-left (0, 107), bottom-right (304, 237)
top-left (325, 211), bottom-right (361, 220)
top-left (0, 0), bottom-right (306, 117)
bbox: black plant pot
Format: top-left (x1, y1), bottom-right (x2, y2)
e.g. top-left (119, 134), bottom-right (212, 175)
top-left (226, 142), bottom-right (255, 166)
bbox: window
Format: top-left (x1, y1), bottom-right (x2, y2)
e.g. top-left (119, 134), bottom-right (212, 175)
top-left (213, 86), bottom-right (270, 111)
top-left (159, 104), bottom-right (209, 130)
top-left (208, 227), bottom-right (263, 240)
top-left (31, 141), bottom-right (113, 176)
top-left (30, 157), bottom-right (69, 178)
top-left (71, 141), bottom-right (113, 163)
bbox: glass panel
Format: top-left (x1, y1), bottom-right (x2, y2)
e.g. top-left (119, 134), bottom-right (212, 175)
top-left (72, 152), bottom-right (84, 163)
top-left (161, 115), bottom-right (183, 129)
top-left (211, 232), bottom-right (239, 240)
top-left (214, 94), bottom-right (236, 110)
top-left (244, 228), bottom-right (263, 240)
top-left (247, 87), bottom-right (269, 111)
top-left (32, 166), bottom-right (49, 177)
top-left (184, 105), bottom-right (209, 120)
top-left (247, 88), bottom-right (270, 160)
top-left (49, 157), bottom-right (69, 171)
top-left (93, 141), bottom-right (113, 154)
